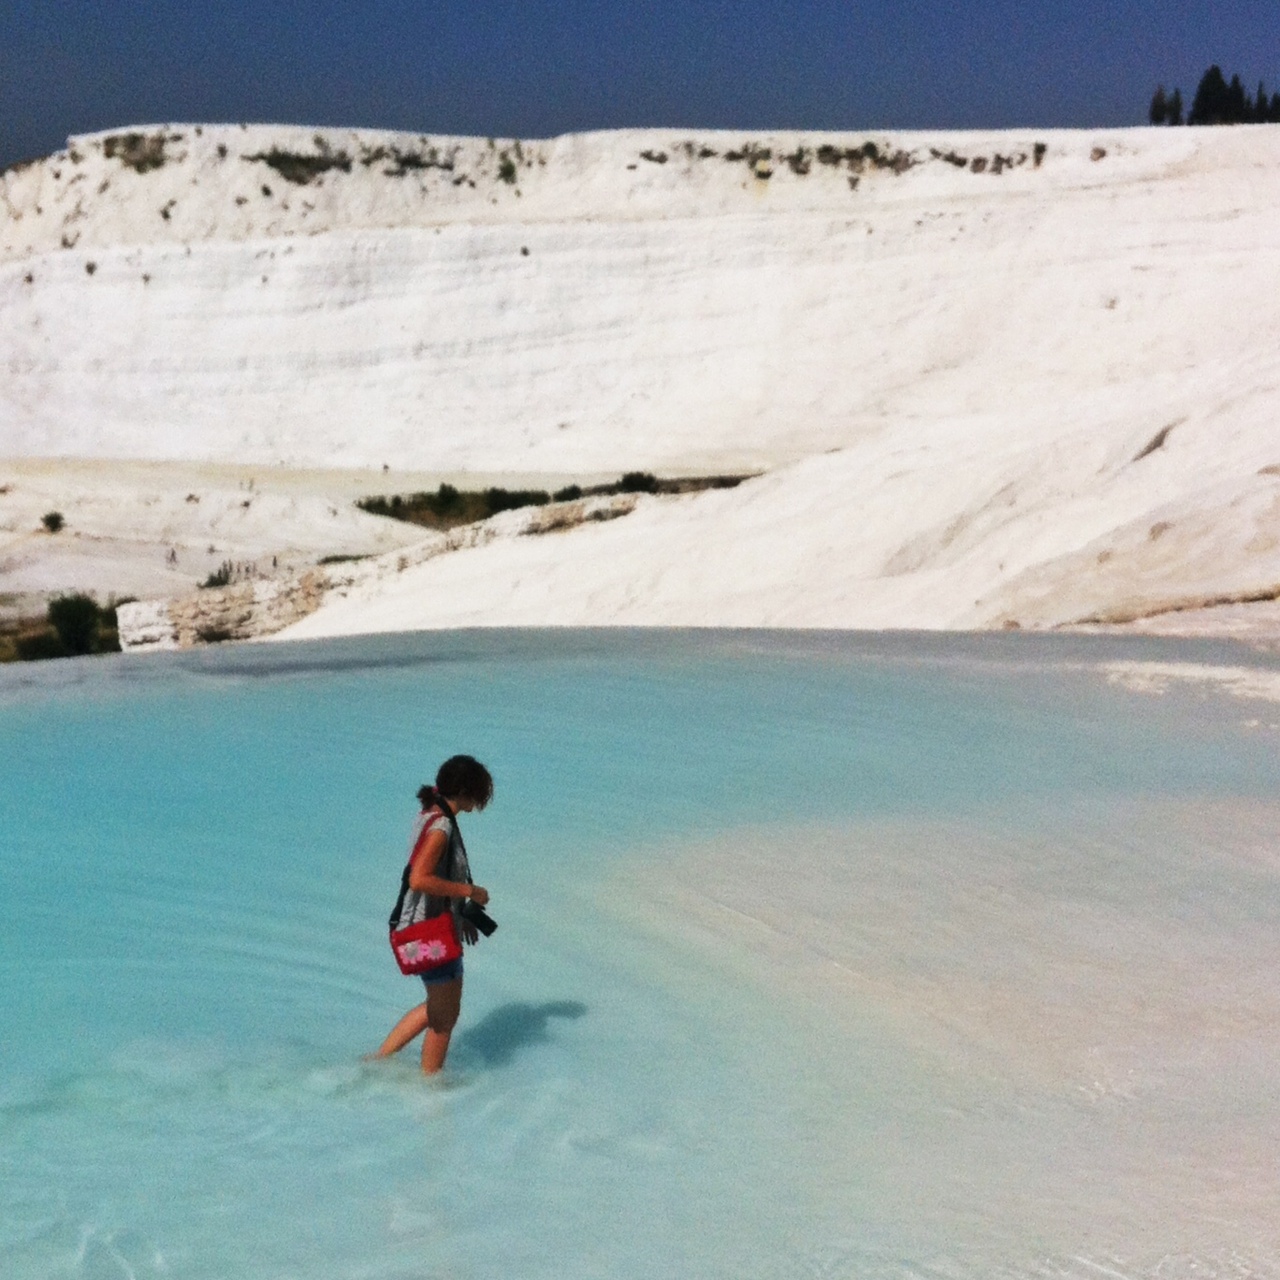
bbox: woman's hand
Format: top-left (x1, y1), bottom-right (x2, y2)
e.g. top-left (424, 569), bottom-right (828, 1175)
top-left (469, 885), bottom-right (490, 907)
top-left (461, 921), bottom-right (479, 946)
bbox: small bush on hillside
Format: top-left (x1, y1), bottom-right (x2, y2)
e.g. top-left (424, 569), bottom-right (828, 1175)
top-left (484, 487), bottom-right (550, 514)
top-left (103, 132), bottom-right (169, 173)
top-left (244, 146), bottom-right (352, 185)
top-left (41, 511), bottom-right (64, 532)
top-left (202, 560), bottom-right (234, 589)
top-left (97, 598), bottom-right (128, 652)
top-left (15, 630), bottom-right (67, 661)
top-left (784, 148), bottom-right (811, 175)
top-left (360, 143), bottom-right (449, 176)
top-left (7, 593), bottom-right (123, 661)
top-left (48, 593), bottom-right (101, 655)
top-left (358, 483), bottom-right (550, 529)
top-left (357, 472), bottom-right (752, 532)
top-left (430, 483), bottom-right (462, 514)
top-left (497, 155), bottom-right (518, 184)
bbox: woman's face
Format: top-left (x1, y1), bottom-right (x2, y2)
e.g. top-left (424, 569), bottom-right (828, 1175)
top-left (451, 795), bottom-right (479, 813)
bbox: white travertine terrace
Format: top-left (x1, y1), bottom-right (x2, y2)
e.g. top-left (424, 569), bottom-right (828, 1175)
top-left (1, 122), bottom-right (1278, 641)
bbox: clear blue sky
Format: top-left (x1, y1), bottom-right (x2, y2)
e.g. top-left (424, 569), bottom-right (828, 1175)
top-left (3, 0), bottom-right (1278, 166)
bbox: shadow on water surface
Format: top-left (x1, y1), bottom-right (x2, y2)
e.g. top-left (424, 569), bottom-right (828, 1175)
top-left (455, 1001), bottom-right (587, 1068)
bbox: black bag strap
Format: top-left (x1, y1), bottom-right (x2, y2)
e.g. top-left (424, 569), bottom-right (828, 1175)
top-left (389, 860), bottom-right (414, 931)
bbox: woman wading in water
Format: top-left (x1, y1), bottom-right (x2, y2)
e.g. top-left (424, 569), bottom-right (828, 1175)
top-left (374, 755), bottom-right (493, 1074)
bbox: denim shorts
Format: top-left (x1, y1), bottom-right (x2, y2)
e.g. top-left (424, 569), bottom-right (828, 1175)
top-left (421, 957), bottom-right (464, 988)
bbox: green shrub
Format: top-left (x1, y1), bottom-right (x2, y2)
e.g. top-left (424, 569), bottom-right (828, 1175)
top-left (47, 593), bottom-right (100, 655)
top-left (97, 596), bottom-right (134, 632)
top-left (42, 511), bottom-right (64, 532)
top-left (15, 629), bottom-right (67, 661)
top-left (359, 470), bottom-right (759, 531)
top-left (244, 146), bottom-right (352, 186)
top-left (497, 155), bottom-right (517, 184)
top-left (5, 594), bottom-right (124, 661)
top-left (784, 148), bottom-right (811, 175)
top-left (94, 597), bottom-right (129, 654)
top-left (103, 132), bottom-right (169, 173)
top-left (202, 561), bottom-right (234, 589)
top-left (427, 483), bottom-right (461, 514)
top-left (484, 487), bottom-right (550, 514)
top-left (359, 483), bottom-right (549, 528)
top-left (359, 143), bottom-right (443, 176)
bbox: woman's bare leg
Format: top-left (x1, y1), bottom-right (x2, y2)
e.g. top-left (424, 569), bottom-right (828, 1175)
top-left (373, 1003), bottom-right (428, 1057)
top-left (421, 979), bottom-right (463, 1074)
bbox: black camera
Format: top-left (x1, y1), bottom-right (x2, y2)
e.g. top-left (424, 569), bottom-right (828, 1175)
top-left (459, 898), bottom-right (498, 936)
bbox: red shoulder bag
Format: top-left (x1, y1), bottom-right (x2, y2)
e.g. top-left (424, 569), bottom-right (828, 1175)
top-left (388, 810), bottom-right (465, 975)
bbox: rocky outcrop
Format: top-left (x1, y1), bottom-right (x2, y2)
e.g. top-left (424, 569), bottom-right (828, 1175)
top-left (117, 491), bottom-right (640, 649)
top-left (118, 572), bottom-right (331, 649)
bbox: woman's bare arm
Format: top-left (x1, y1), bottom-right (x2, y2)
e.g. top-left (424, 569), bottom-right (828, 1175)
top-left (408, 826), bottom-right (489, 904)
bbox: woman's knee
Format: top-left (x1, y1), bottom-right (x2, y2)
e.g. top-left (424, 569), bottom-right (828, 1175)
top-left (426, 1006), bottom-right (458, 1033)
top-left (426, 982), bottom-right (462, 1033)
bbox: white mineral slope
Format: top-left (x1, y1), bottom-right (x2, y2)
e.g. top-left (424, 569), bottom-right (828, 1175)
top-left (5, 121), bottom-right (1280, 635)
top-left (0, 458), bottom-right (432, 615)
top-left (2, 121), bottom-right (1262, 474)
top-left (276, 408), bottom-right (1280, 637)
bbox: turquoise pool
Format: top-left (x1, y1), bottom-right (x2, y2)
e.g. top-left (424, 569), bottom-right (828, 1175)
top-left (3, 631), bottom-right (1279, 1279)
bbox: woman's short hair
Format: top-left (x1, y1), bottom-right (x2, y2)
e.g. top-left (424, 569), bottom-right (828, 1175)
top-left (418, 755), bottom-right (494, 810)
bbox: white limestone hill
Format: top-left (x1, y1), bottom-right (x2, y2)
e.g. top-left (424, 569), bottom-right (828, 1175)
top-left (2, 121), bottom-right (1279, 639)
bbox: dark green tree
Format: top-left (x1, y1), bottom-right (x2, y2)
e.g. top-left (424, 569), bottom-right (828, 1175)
top-left (1189, 65), bottom-right (1230, 124)
top-left (1255, 81), bottom-right (1270, 122)
top-left (1227, 74), bottom-right (1248, 121)
top-left (1169, 87), bottom-right (1184, 124)
top-left (1149, 85), bottom-right (1169, 125)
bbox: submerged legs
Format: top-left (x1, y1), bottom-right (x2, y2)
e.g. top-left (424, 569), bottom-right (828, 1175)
top-left (373, 978), bottom-right (463, 1074)
top-left (420, 979), bottom-right (462, 1074)
top-left (374, 1004), bottom-right (428, 1057)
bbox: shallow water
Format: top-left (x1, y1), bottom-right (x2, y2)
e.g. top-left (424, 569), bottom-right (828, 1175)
top-left (2, 630), bottom-right (1279, 1279)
